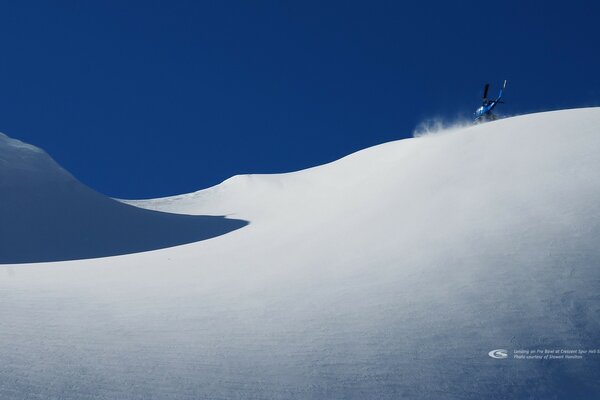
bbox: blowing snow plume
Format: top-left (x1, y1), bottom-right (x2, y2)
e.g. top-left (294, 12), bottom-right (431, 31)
top-left (412, 117), bottom-right (474, 137)
top-left (0, 133), bottom-right (247, 263)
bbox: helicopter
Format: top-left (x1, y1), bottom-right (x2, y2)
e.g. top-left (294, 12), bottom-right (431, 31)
top-left (473, 80), bottom-right (507, 122)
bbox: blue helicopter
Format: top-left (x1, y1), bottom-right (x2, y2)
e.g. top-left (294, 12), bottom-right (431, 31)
top-left (473, 80), bottom-right (507, 122)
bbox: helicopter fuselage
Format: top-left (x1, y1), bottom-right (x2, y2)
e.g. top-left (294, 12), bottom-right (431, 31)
top-left (474, 100), bottom-right (500, 121)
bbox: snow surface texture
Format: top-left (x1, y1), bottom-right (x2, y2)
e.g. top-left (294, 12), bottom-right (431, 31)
top-left (1, 109), bottom-right (600, 399)
top-left (0, 133), bottom-right (247, 263)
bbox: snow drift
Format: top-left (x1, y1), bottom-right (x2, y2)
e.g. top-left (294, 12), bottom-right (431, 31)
top-left (0, 133), bottom-right (247, 263)
top-left (1, 108), bottom-right (600, 399)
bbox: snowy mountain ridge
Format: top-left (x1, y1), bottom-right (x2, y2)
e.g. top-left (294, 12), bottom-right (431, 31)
top-left (1, 108), bottom-right (600, 399)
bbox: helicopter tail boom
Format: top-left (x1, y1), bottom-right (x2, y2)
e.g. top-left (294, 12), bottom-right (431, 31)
top-left (497, 79), bottom-right (507, 100)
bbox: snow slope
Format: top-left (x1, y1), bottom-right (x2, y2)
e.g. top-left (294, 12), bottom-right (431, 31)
top-left (0, 133), bottom-right (246, 263)
top-left (1, 108), bottom-right (600, 399)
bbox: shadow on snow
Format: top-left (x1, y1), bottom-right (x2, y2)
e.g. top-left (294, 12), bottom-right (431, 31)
top-left (0, 177), bottom-right (248, 264)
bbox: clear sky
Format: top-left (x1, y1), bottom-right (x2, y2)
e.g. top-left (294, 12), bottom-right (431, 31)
top-left (1, 0), bottom-right (598, 198)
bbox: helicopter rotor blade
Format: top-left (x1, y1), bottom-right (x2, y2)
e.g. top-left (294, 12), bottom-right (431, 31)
top-left (483, 83), bottom-right (489, 99)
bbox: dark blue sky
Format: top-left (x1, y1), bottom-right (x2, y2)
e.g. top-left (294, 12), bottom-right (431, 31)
top-left (1, 1), bottom-right (598, 198)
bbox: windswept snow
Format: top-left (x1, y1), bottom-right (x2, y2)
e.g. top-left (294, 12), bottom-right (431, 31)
top-left (0, 134), bottom-right (246, 263)
top-left (1, 109), bottom-right (600, 399)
